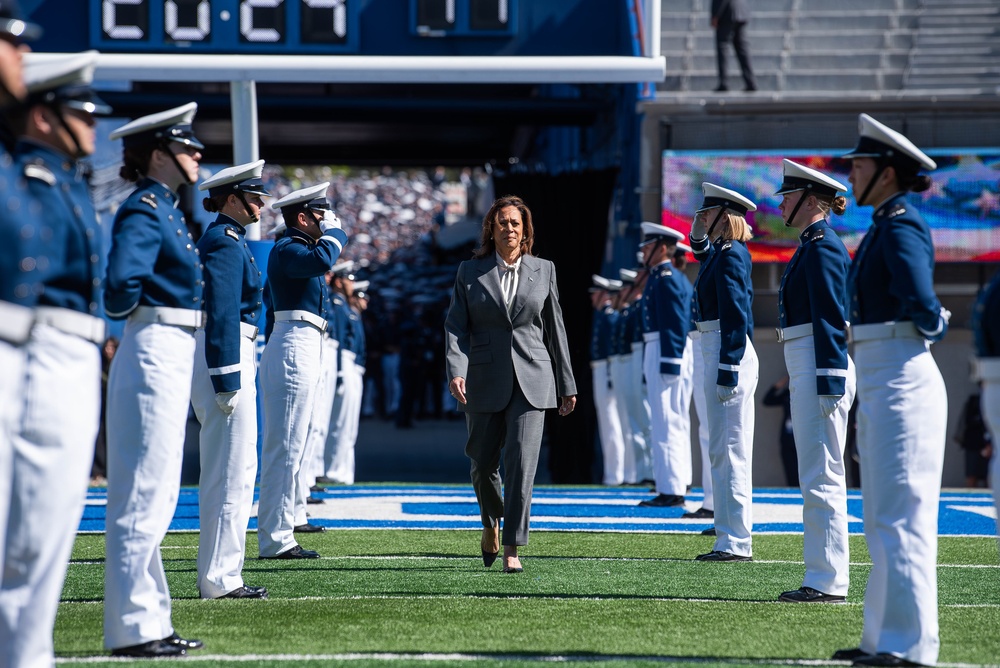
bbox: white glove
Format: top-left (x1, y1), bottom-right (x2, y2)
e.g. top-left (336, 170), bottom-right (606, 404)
top-left (216, 390), bottom-right (239, 415)
top-left (716, 384), bottom-right (737, 402)
top-left (691, 214), bottom-right (708, 241)
top-left (941, 307), bottom-right (952, 324)
top-left (319, 210), bottom-right (342, 232)
top-left (335, 373), bottom-right (346, 396)
top-left (819, 395), bottom-right (842, 418)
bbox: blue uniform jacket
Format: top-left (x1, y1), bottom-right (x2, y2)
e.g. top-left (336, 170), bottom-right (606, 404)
top-left (847, 193), bottom-right (946, 341)
top-left (590, 304), bottom-right (615, 362)
top-left (326, 291), bottom-right (352, 348)
top-left (198, 214), bottom-right (264, 393)
top-left (973, 270), bottom-right (1000, 357)
top-left (264, 226), bottom-right (347, 322)
top-left (625, 300), bottom-right (644, 346)
top-left (350, 306), bottom-right (366, 368)
top-left (644, 261), bottom-right (693, 376)
top-left (18, 141), bottom-right (103, 317)
top-left (104, 178), bottom-right (203, 318)
top-left (612, 304), bottom-right (631, 356)
top-left (778, 220), bottom-right (851, 396)
top-left (0, 147), bottom-right (41, 311)
top-left (691, 237), bottom-right (754, 386)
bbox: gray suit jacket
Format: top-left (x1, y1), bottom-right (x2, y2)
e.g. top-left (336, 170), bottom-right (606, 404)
top-left (445, 254), bottom-right (577, 413)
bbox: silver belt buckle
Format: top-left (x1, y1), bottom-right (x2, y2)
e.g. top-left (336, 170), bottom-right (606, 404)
top-left (775, 327), bottom-right (784, 343)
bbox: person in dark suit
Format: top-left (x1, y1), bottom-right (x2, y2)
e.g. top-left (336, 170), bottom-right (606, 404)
top-left (445, 195), bottom-right (577, 574)
top-left (711, 0), bottom-right (757, 92)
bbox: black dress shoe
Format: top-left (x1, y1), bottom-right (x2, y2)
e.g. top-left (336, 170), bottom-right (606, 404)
top-left (502, 565), bottom-right (524, 573)
top-left (701, 527), bottom-right (717, 536)
top-left (111, 640), bottom-right (186, 657)
top-left (638, 494), bottom-right (685, 507)
top-left (695, 550), bottom-right (752, 562)
top-left (294, 523), bottom-right (326, 533)
top-left (220, 585), bottom-right (269, 599)
top-left (682, 507), bottom-right (714, 519)
top-left (853, 653), bottom-right (925, 667)
top-left (832, 648), bottom-right (870, 661)
top-left (306, 496), bottom-right (324, 505)
top-left (260, 544), bottom-right (320, 559)
top-left (778, 586), bottom-right (846, 604)
top-left (714, 84), bottom-right (729, 92)
top-left (162, 632), bottom-right (204, 650)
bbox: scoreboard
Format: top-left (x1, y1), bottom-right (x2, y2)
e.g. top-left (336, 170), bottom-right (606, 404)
top-left (91, 0), bottom-right (514, 54)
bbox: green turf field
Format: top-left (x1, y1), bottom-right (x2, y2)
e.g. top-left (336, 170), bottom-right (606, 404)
top-left (56, 530), bottom-right (1000, 667)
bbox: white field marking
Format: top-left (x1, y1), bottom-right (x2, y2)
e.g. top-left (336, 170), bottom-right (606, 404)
top-left (65, 555), bottom-right (999, 569)
top-left (289, 497), bottom-right (864, 526)
top-left (947, 505), bottom-right (998, 520)
top-left (49, 652), bottom-right (991, 667)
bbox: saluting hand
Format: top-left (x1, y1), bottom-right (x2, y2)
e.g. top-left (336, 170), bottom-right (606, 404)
top-left (558, 395), bottom-right (576, 416)
top-left (450, 376), bottom-right (467, 405)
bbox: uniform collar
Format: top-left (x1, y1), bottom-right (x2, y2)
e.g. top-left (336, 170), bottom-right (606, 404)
top-left (799, 220), bottom-right (826, 244)
top-left (138, 177), bottom-right (179, 206)
top-left (286, 226), bottom-right (315, 245)
top-left (874, 191), bottom-right (907, 219)
top-left (17, 138), bottom-right (77, 173)
top-left (216, 213), bottom-right (246, 235)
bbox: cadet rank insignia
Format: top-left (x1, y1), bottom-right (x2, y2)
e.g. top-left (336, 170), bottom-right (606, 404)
top-left (225, 227), bottom-right (240, 241)
top-left (140, 194), bottom-right (157, 209)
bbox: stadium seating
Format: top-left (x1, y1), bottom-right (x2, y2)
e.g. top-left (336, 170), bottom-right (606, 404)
top-left (655, 0), bottom-right (997, 95)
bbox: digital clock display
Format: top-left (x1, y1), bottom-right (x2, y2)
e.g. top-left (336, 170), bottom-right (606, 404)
top-left (92, 0), bottom-right (358, 53)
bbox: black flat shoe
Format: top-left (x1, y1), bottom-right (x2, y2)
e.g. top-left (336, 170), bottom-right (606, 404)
top-left (111, 640), bottom-right (185, 657)
top-left (306, 496), bottom-right (324, 505)
top-left (482, 549), bottom-right (499, 567)
top-left (162, 632), bottom-right (203, 650)
top-left (695, 550), bottom-right (752, 562)
top-left (260, 544), bottom-right (320, 559)
top-left (220, 585), bottom-right (269, 599)
top-left (701, 526), bottom-right (717, 536)
top-left (638, 494), bottom-right (685, 507)
top-left (778, 586), bottom-right (846, 604)
top-left (682, 507), bottom-right (714, 519)
top-left (294, 523), bottom-right (326, 533)
top-left (832, 648), bottom-right (869, 661)
top-left (502, 565), bottom-right (524, 573)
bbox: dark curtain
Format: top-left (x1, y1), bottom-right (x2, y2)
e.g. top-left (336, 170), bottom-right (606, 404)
top-left (493, 169), bottom-right (617, 483)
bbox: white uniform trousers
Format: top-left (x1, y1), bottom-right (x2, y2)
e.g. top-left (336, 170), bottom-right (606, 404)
top-left (257, 321), bottom-right (323, 556)
top-left (304, 336), bottom-right (339, 487)
top-left (1, 325), bottom-right (99, 666)
top-left (0, 340), bottom-right (25, 579)
top-left (854, 338), bottom-right (945, 666)
top-left (689, 333), bottom-right (713, 510)
top-left (700, 332), bottom-right (757, 557)
top-left (608, 354), bottom-right (638, 483)
top-left (325, 351), bottom-right (363, 484)
top-left (104, 321), bottom-right (196, 650)
top-left (590, 359), bottom-right (624, 485)
top-left (643, 338), bottom-right (694, 497)
top-left (784, 336), bottom-right (855, 596)
top-left (982, 384), bottom-right (1000, 543)
top-left (628, 341), bottom-right (654, 481)
top-left (190, 331), bottom-right (258, 599)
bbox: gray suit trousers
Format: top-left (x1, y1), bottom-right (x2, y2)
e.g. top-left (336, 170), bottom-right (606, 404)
top-left (465, 375), bottom-right (545, 546)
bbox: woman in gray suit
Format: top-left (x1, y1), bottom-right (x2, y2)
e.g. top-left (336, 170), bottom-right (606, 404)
top-left (445, 195), bottom-right (577, 573)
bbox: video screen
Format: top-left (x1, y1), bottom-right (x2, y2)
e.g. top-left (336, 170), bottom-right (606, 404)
top-left (661, 149), bottom-right (1000, 262)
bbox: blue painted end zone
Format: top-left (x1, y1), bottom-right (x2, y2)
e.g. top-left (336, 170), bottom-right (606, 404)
top-left (80, 485), bottom-right (998, 537)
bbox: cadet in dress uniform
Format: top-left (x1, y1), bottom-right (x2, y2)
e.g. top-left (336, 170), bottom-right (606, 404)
top-left (318, 264), bottom-right (353, 482)
top-left (972, 271), bottom-right (1000, 543)
top-left (589, 275), bottom-right (626, 485)
top-left (190, 160), bottom-right (271, 600)
top-left (258, 183), bottom-right (347, 559)
top-left (102, 103), bottom-right (206, 657)
top-left (301, 267), bottom-right (343, 496)
top-left (0, 51), bottom-right (108, 667)
top-left (834, 115), bottom-right (948, 668)
top-left (773, 159), bottom-right (856, 604)
top-left (616, 268), bottom-right (653, 483)
top-left (0, 0), bottom-right (40, 584)
top-left (638, 222), bottom-right (694, 507)
top-left (678, 245), bottom-right (715, 521)
top-left (689, 184), bottom-right (759, 561)
top-left (327, 266), bottom-right (366, 484)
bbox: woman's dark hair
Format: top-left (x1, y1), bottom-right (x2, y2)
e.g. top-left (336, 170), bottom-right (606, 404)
top-left (472, 195), bottom-right (535, 260)
top-left (202, 193), bottom-right (230, 214)
top-left (119, 145), bottom-right (156, 182)
top-left (815, 194), bottom-right (848, 217)
top-left (895, 167), bottom-right (933, 194)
